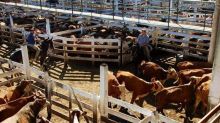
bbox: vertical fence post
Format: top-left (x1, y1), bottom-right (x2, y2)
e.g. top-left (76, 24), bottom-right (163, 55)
top-left (21, 45), bottom-right (31, 79)
top-left (99, 64), bottom-right (108, 120)
top-left (21, 27), bottom-right (27, 44)
top-left (91, 39), bottom-right (95, 65)
top-left (93, 93), bottom-right (98, 123)
top-left (68, 86), bottom-right (73, 123)
top-left (46, 72), bottom-right (52, 120)
top-left (119, 39), bottom-right (122, 67)
top-left (9, 14), bottom-right (14, 28)
top-left (63, 40), bottom-right (68, 67)
top-left (9, 14), bottom-right (14, 43)
top-left (46, 19), bottom-right (51, 35)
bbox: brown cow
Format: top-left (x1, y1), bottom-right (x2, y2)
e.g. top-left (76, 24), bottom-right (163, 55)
top-left (177, 68), bottom-right (212, 85)
top-left (108, 71), bottom-right (125, 99)
top-left (177, 61), bottom-right (212, 70)
top-left (4, 80), bottom-right (33, 102)
top-left (192, 75), bottom-right (212, 115)
top-left (0, 95), bottom-right (35, 122)
top-left (114, 71), bottom-right (164, 106)
top-left (138, 61), bottom-right (178, 84)
top-left (2, 97), bottom-right (46, 123)
top-left (155, 82), bottom-right (196, 118)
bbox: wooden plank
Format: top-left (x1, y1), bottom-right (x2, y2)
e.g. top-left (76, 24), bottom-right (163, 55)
top-left (52, 81), bottom-right (94, 100)
top-left (51, 109), bottom-right (69, 121)
top-left (107, 108), bottom-right (140, 123)
top-left (156, 47), bottom-right (182, 54)
top-left (82, 38), bottom-right (120, 43)
top-left (51, 100), bottom-right (69, 110)
top-left (67, 56), bottom-right (119, 62)
top-left (54, 49), bottom-right (119, 56)
top-left (52, 91), bottom-right (93, 111)
top-left (108, 97), bottom-right (153, 116)
top-left (161, 31), bottom-right (211, 40)
top-left (158, 37), bottom-right (210, 47)
top-left (53, 42), bottom-right (120, 49)
top-left (49, 54), bottom-right (119, 62)
top-left (0, 76), bottom-right (25, 86)
top-left (53, 24), bottom-right (104, 35)
top-left (0, 69), bottom-right (21, 78)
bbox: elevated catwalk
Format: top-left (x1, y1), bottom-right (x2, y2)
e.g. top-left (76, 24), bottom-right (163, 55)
top-left (0, 2), bottom-right (212, 32)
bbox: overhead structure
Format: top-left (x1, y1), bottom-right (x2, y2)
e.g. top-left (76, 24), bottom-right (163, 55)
top-left (0, 1), bottom-right (213, 32)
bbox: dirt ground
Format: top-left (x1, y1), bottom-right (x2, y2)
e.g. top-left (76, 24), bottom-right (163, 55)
top-left (0, 44), bottom-right (203, 123)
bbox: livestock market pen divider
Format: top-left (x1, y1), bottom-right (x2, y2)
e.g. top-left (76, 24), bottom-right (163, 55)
top-left (0, 45), bottom-right (179, 123)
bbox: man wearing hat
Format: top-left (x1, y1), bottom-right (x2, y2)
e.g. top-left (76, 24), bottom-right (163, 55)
top-left (137, 28), bottom-right (151, 61)
top-left (26, 28), bottom-right (40, 61)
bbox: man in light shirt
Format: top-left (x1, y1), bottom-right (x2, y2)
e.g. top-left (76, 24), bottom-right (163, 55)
top-left (137, 28), bottom-right (151, 61)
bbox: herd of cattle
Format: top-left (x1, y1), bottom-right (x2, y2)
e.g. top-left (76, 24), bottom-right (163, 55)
top-left (0, 80), bottom-right (86, 123)
top-left (108, 60), bottom-right (213, 122)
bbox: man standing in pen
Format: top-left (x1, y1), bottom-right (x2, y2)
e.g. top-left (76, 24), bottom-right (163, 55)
top-left (26, 28), bottom-right (41, 61)
top-left (137, 28), bottom-right (151, 61)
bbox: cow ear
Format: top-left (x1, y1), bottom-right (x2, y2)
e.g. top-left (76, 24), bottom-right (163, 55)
top-left (190, 76), bottom-right (197, 84)
top-left (168, 66), bottom-right (172, 70)
top-left (151, 77), bottom-right (156, 82)
top-left (140, 60), bottom-right (146, 66)
top-left (112, 85), bottom-right (117, 88)
top-left (82, 111), bottom-right (87, 116)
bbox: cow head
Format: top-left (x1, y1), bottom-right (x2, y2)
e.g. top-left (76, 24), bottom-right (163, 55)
top-left (189, 76), bottom-right (202, 86)
top-left (138, 60), bottom-right (147, 73)
top-left (151, 78), bottom-right (164, 92)
top-left (112, 83), bottom-right (126, 101)
top-left (113, 71), bottom-right (123, 84)
top-left (31, 91), bottom-right (46, 117)
top-left (167, 66), bottom-right (178, 80)
top-left (18, 80), bottom-right (33, 95)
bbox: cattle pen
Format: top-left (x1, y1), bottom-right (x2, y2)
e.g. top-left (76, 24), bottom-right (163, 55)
top-left (1, 0), bottom-right (220, 123)
top-left (0, 45), bottom-right (178, 123)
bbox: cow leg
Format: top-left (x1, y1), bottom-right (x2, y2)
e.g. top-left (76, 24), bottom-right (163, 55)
top-left (108, 102), bottom-right (112, 108)
top-left (176, 103), bottom-right (184, 112)
top-left (136, 98), bottom-right (145, 119)
top-left (156, 107), bottom-right (165, 116)
top-left (130, 93), bottom-right (138, 104)
top-left (185, 102), bottom-right (194, 120)
top-left (0, 98), bottom-right (6, 104)
top-left (201, 101), bottom-right (208, 115)
top-left (193, 99), bottom-right (200, 116)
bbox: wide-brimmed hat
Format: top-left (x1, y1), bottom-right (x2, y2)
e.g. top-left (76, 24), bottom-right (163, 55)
top-left (140, 28), bottom-right (147, 32)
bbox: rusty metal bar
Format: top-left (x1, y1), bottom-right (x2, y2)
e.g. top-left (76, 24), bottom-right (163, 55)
top-left (198, 103), bottom-right (220, 123)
